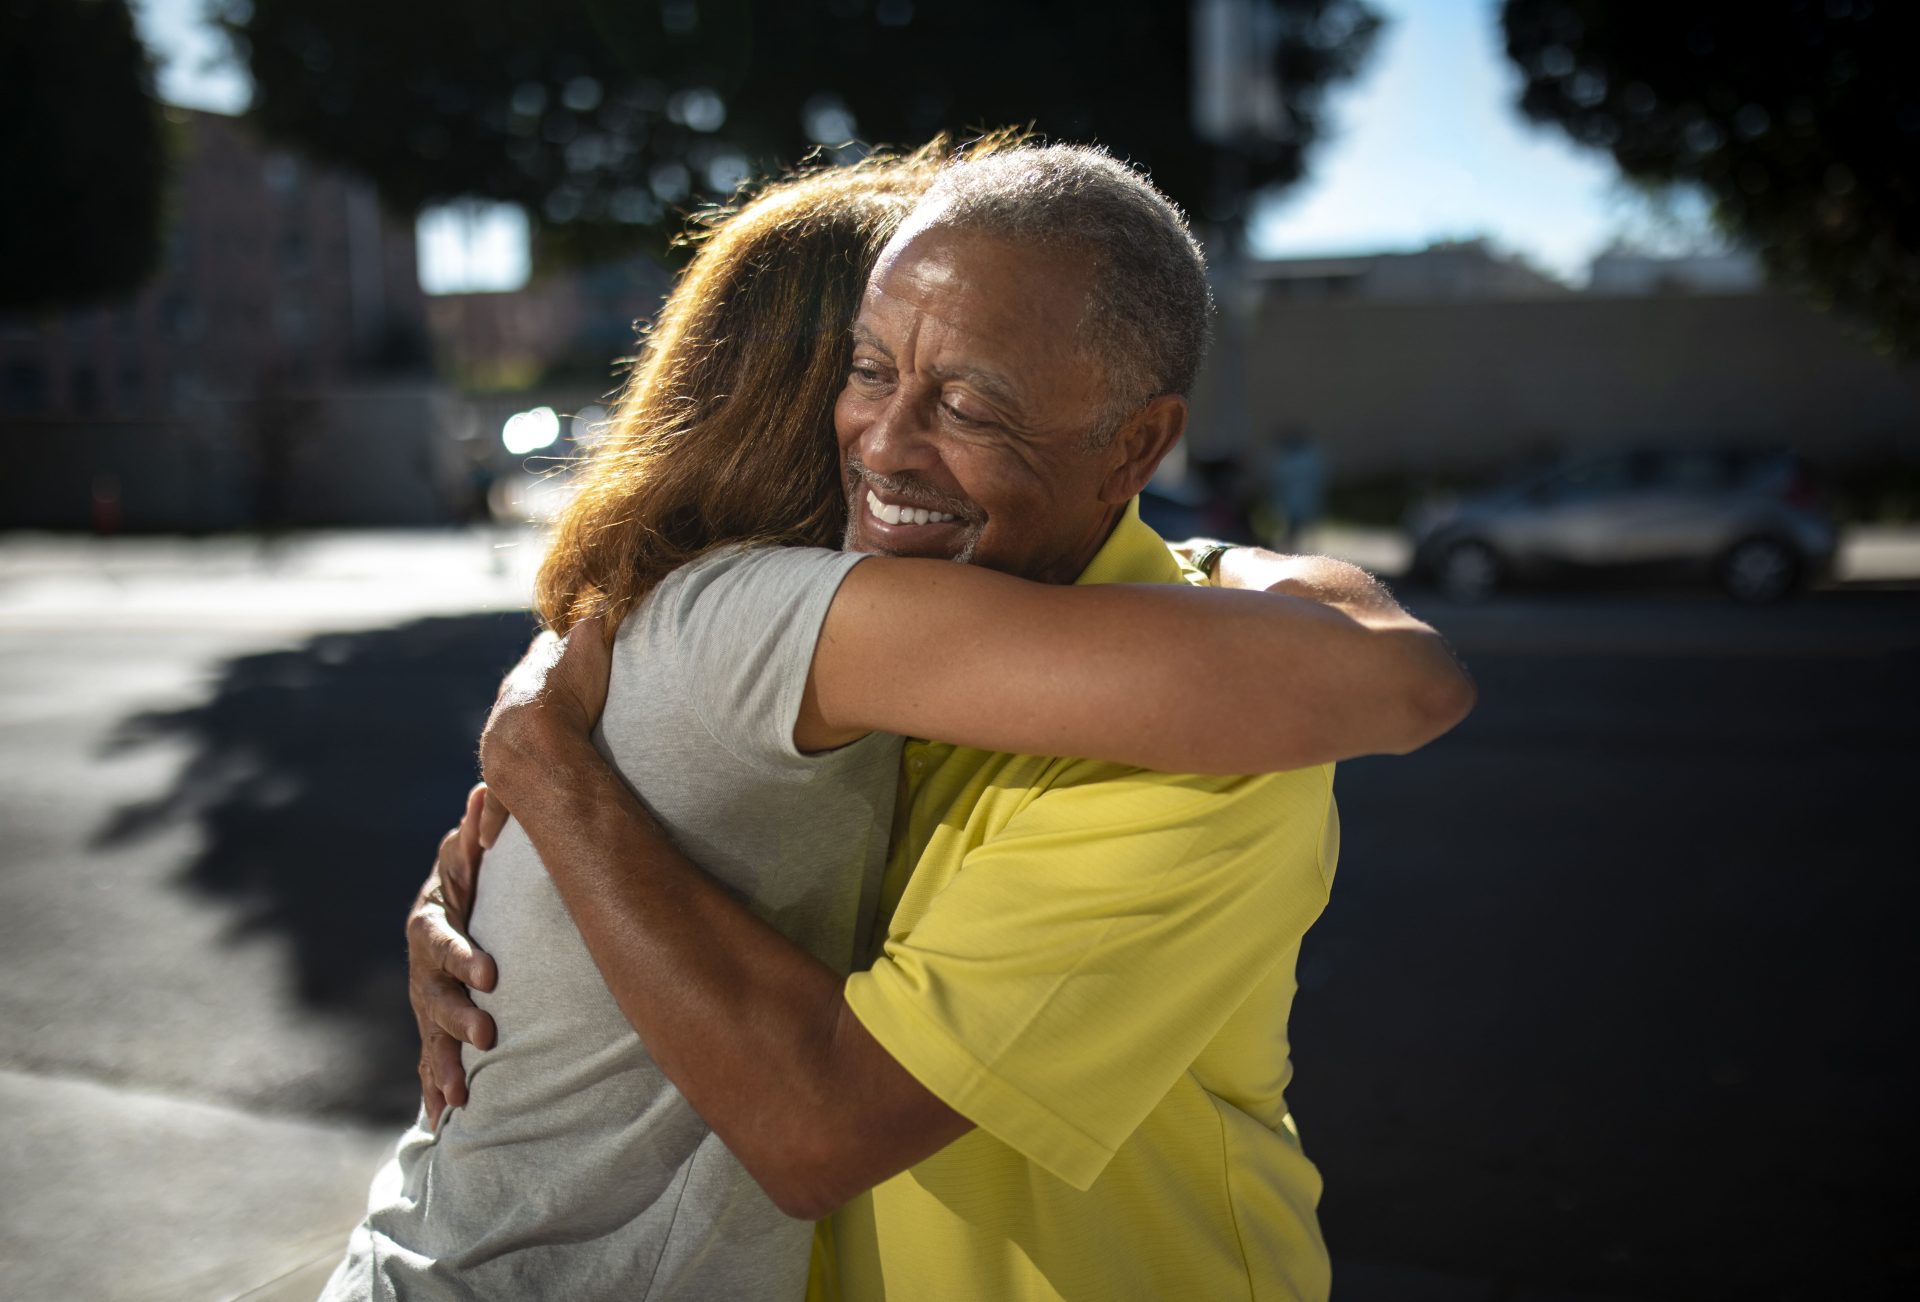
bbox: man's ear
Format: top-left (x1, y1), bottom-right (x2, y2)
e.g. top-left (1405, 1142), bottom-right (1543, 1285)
top-left (1097, 394), bottom-right (1188, 505)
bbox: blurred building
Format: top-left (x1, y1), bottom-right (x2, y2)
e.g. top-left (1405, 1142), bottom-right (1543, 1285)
top-left (1252, 238), bottom-right (1569, 302)
top-left (0, 109), bottom-right (463, 531)
top-left (426, 259), bottom-right (671, 393)
top-left (1587, 246), bottom-right (1765, 296)
top-left (1191, 247), bottom-right (1920, 483)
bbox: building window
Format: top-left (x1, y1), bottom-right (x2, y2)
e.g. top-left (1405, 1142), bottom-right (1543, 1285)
top-left (72, 367), bottom-right (100, 414)
top-left (280, 230), bottom-right (310, 277)
top-left (162, 294), bottom-right (200, 342)
top-left (3, 364), bottom-right (47, 415)
top-left (278, 302), bottom-right (311, 345)
top-left (263, 153), bottom-right (303, 198)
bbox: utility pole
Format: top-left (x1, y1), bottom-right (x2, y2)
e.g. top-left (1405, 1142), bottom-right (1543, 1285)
top-left (1190, 0), bottom-right (1283, 472)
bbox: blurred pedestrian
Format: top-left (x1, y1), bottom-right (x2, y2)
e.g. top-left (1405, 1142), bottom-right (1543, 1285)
top-left (1268, 429), bottom-right (1328, 551)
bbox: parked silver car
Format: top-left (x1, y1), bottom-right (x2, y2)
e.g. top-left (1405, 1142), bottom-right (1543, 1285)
top-left (1407, 447), bottom-right (1837, 603)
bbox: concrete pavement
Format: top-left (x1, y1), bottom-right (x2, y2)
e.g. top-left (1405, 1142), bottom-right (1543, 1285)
top-left (0, 526), bottom-right (544, 633)
top-left (0, 1068), bottom-right (391, 1301)
top-left (0, 1061), bottom-right (1647, 1302)
top-left (0, 529), bottom-right (539, 1302)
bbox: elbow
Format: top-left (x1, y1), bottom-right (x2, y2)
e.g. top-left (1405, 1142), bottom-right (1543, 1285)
top-left (1429, 666), bottom-right (1478, 736)
top-left (765, 1181), bottom-right (841, 1224)
top-left (1390, 660), bottom-right (1476, 754)
top-left (727, 1094), bottom-right (874, 1222)
top-left (744, 1142), bottom-right (863, 1223)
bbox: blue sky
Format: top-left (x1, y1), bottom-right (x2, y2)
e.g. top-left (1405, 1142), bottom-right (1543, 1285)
top-left (133, 0), bottom-right (1712, 291)
top-left (1248, 0), bottom-right (1639, 277)
top-left (135, 0), bottom-right (247, 116)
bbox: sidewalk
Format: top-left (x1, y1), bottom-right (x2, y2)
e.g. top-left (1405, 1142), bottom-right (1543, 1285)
top-left (0, 526), bottom-right (543, 633)
top-left (0, 1068), bottom-right (391, 1302)
top-left (1, 1059), bottom-right (1649, 1302)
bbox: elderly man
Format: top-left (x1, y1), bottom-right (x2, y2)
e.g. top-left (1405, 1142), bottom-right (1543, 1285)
top-left (414, 145), bottom-right (1470, 1300)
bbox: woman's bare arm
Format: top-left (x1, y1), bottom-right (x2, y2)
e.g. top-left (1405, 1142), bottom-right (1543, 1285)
top-left (797, 554), bottom-right (1473, 773)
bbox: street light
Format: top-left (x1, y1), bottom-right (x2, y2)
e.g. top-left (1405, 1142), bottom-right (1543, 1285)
top-left (501, 406), bottom-right (561, 455)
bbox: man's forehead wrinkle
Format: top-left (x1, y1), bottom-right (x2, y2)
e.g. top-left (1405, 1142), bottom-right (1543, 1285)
top-left (862, 282), bottom-right (1004, 385)
top-left (863, 299), bottom-right (1033, 417)
top-left (859, 231), bottom-right (1104, 429)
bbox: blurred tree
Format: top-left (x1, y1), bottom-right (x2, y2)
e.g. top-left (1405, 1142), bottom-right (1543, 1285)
top-left (215, 0), bottom-right (1380, 266)
top-left (0, 0), bottom-right (167, 312)
top-left (1502, 0), bottom-right (1920, 353)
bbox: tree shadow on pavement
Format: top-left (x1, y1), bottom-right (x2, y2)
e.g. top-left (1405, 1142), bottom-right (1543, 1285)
top-left (94, 612), bottom-right (537, 1120)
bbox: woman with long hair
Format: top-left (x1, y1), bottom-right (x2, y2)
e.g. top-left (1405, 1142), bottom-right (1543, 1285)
top-left (328, 138), bottom-right (1467, 1301)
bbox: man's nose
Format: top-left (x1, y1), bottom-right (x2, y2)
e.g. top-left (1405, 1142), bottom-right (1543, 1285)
top-left (856, 387), bottom-right (942, 475)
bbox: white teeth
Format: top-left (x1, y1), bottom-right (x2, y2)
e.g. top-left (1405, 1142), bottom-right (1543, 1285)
top-left (866, 488), bottom-right (957, 527)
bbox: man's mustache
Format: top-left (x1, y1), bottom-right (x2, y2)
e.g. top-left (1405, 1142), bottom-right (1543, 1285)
top-left (843, 457), bottom-right (980, 522)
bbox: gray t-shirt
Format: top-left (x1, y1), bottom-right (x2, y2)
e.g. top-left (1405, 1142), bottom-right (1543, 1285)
top-left (322, 545), bottom-right (901, 1301)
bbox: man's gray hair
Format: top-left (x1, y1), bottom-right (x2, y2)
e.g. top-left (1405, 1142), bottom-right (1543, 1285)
top-left (915, 143), bottom-right (1214, 443)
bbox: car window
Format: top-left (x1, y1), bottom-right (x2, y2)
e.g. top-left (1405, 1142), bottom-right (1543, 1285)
top-left (1533, 455), bottom-right (1635, 504)
top-left (1652, 450), bottom-right (1728, 491)
top-left (1732, 451), bottom-right (1797, 494)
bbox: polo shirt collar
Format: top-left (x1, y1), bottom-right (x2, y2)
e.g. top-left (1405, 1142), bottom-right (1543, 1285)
top-left (1073, 497), bottom-right (1183, 587)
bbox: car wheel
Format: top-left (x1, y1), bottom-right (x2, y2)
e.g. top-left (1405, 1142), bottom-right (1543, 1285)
top-left (1718, 536), bottom-right (1801, 604)
top-left (1438, 539), bottom-right (1501, 601)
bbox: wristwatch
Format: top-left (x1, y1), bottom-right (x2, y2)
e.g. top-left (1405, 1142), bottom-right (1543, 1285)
top-left (1189, 540), bottom-right (1235, 579)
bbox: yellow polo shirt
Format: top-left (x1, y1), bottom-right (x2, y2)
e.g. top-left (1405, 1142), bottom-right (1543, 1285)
top-left (816, 501), bottom-right (1339, 1301)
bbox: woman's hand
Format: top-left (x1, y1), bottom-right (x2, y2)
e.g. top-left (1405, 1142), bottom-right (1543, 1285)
top-left (1200, 546), bottom-right (1477, 752)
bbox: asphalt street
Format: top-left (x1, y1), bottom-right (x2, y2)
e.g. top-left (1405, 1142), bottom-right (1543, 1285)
top-left (1, 528), bottom-right (1914, 1300)
top-left (1293, 586), bottom-right (1919, 1301)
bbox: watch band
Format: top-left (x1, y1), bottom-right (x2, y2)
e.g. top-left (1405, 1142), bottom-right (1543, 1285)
top-left (1190, 541), bottom-right (1235, 578)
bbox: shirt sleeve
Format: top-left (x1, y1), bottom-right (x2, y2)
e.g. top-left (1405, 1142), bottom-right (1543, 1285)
top-left (843, 760), bottom-right (1337, 1190)
top-left (627, 545), bottom-right (866, 779)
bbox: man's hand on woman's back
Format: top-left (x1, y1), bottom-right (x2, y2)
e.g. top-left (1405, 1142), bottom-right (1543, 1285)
top-left (409, 781), bottom-right (501, 1127)
top-left (411, 620), bottom-right (610, 1124)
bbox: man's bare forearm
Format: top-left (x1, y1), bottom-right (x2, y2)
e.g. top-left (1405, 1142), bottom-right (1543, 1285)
top-left (480, 716), bottom-right (967, 1219)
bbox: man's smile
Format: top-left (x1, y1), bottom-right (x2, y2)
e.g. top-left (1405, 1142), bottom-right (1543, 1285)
top-left (865, 489), bottom-right (959, 527)
top-left (843, 471), bottom-right (984, 563)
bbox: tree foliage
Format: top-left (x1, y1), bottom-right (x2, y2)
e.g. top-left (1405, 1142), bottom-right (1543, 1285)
top-left (217, 0), bottom-right (1380, 265)
top-left (0, 0), bottom-right (167, 313)
top-left (1502, 0), bottom-right (1920, 352)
